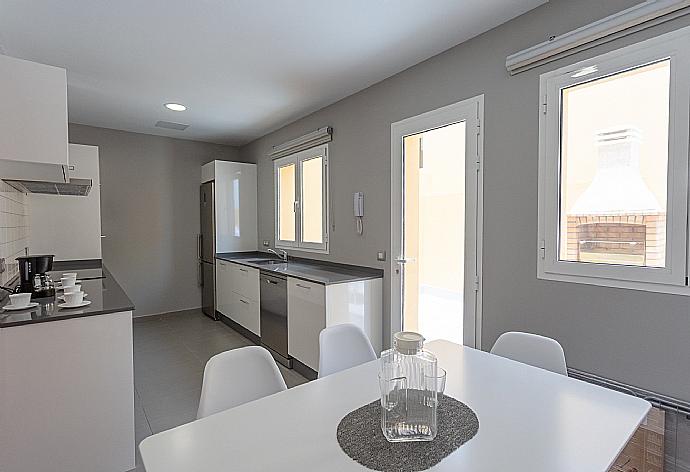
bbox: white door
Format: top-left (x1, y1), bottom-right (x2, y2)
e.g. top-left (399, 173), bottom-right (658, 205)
top-left (390, 96), bottom-right (483, 348)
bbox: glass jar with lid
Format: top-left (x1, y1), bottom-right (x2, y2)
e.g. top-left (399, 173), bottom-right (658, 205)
top-left (379, 332), bottom-right (439, 442)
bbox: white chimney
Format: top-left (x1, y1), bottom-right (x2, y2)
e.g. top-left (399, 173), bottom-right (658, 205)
top-left (569, 127), bottom-right (661, 216)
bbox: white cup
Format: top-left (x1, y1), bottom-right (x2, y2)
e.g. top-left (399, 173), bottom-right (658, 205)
top-left (62, 272), bottom-right (78, 278)
top-left (9, 293), bottom-right (31, 308)
top-left (63, 284), bottom-right (81, 295)
top-left (63, 291), bottom-right (84, 307)
top-left (60, 276), bottom-right (77, 288)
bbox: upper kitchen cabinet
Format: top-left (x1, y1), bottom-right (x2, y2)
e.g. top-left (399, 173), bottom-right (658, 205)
top-left (202, 160), bottom-right (257, 253)
top-left (28, 144), bottom-right (102, 261)
top-left (0, 54), bottom-right (69, 180)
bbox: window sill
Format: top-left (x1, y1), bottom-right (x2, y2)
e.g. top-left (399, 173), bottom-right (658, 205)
top-left (275, 243), bottom-right (329, 256)
top-left (537, 269), bottom-right (690, 296)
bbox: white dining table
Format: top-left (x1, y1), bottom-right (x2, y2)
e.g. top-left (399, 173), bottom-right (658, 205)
top-left (139, 340), bottom-right (650, 471)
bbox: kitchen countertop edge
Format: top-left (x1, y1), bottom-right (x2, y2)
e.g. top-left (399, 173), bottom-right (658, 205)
top-left (215, 252), bottom-right (383, 285)
top-left (0, 263), bottom-right (135, 329)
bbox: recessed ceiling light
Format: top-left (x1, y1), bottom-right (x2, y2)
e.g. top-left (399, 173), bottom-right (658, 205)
top-left (164, 103), bottom-right (187, 111)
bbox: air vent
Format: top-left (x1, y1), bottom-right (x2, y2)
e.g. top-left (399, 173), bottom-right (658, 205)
top-left (155, 120), bottom-right (189, 131)
top-left (4, 178), bottom-right (92, 196)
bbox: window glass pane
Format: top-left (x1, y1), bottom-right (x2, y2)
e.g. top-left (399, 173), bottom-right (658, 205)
top-left (301, 156), bottom-right (323, 244)
top-left (278, 163), bottom-right (296, 241)
top-left (559, 60), bottom-right (670, 267)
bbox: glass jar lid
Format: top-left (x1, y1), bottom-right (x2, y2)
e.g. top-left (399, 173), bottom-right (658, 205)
top-left (394, 331), bottom-right (425, 354)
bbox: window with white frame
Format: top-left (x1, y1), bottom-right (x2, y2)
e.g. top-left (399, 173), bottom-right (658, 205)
top-left (537, 27), bottom-right (690, 294)
top-left (274, 144), bottom-right (329, 253)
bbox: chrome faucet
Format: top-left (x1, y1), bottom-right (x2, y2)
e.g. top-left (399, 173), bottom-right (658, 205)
top-left (267, 248), bottom-right (288, 262)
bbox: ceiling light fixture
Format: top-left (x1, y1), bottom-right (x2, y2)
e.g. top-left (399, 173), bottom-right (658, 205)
top-left (164, 103), bottom-right (187, 111)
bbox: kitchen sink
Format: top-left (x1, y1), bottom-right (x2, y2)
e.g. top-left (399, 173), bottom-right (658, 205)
top-left (246, 259), bottom-right (286, 266)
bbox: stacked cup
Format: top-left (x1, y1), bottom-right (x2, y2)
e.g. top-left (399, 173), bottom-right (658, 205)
top-left (60, 273), bottom-right (85, 307)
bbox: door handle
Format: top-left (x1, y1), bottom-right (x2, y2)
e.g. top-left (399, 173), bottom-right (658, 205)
top-left (395, 257), bottom-right (416, 264)
top-left (198, 263), bottom-right (203, 287)
top-left (265, 279), bottom-right (278, 284)
top-left (198, 234), bottom-right (203, 259)
top-left (295, 283), bottom-right (311, 290)
top-left (239, 299), bottom-right (249, 305)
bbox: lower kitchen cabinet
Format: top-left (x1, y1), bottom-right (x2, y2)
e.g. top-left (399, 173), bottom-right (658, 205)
top-left (287, 278), bottom-right (326, 371)
top-left (216, 259), bottom-right (232, 316)
top-left (0, 311), bottom-right (135, 472)
top-left (229, 291), bottom-right (260, 336)
top-left (215, 260), bottom-right (260, 336)
top-left (287, 277), bottom-right (382, 373)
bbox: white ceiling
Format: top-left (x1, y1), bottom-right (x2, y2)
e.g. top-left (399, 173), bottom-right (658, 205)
top-left (0, 0), bottom-right (545, 146)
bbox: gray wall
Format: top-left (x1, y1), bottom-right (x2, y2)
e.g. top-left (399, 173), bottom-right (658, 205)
top-left (69, 124), bottom-right (240, 316)
top-left (240, 0), bottom-right (690, 402)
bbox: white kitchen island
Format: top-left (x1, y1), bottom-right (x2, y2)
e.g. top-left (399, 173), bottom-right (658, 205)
top-left (140, 340), bottom-right (650, 471)
top-left (0, 267), bottom-right (136, 472)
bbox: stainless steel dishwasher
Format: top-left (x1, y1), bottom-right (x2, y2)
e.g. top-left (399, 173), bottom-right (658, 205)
top-left (259, 272), bottom-right (292, 368)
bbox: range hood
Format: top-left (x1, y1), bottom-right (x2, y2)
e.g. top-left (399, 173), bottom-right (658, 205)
top-left (4, 177), bottom-right (92, 196)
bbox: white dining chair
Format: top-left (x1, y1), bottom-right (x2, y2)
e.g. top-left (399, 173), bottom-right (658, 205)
top-left (490, 331), bottom-right (568, 376)
top-left (196, 346), bottom-right (287, 419)
top-left (318, 323), bottom-right (377, 378)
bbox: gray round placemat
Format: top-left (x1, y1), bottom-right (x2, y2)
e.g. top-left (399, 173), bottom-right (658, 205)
top-left (336, 393), bottom-right (479, 472)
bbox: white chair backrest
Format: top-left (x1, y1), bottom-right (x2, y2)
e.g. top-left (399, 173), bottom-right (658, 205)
top-left (197, 346), bottom-right (287, 419)
top-left (490, 331), bottom-right (568, 375)
top-left (318, 323), bottom-right (377, 378)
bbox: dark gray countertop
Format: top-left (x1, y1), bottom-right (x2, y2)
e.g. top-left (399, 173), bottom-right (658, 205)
top-left (0, 262), bottom-right (134, 328)
top-left (215, 252), bottom-right (383, 285)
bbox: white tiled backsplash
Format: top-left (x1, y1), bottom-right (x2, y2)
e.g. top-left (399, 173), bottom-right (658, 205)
top-left (0, 182), bottom-right (30, 286)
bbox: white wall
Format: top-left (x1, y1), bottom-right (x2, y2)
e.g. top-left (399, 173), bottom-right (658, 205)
top-left (29, 144), bottom-right (102, 261)
top-left (68, 124), bottom-right (241, 316)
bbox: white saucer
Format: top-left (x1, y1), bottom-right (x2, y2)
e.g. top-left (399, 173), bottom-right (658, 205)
top-left (56, 281), bottom-right (81, 290)
top-left (3, 302), bottom-right (39, 311)
top-left (58, 300), bottom-right (91, 309)
top-left (58, 293), bottom-right (88, 301)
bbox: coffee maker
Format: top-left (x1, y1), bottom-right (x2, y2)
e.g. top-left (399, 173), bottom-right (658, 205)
top-left (16, 255), bottom-right (55, 299)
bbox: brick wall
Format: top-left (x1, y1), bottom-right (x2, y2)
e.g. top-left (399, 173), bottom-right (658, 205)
top-left (566, 213), bottom-right (666, 267)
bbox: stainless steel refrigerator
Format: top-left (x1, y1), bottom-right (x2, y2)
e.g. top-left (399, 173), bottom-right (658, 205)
top-left (199, 181), bottom-right (216, 319)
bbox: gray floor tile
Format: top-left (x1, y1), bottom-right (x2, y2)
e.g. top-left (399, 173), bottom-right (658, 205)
top-left (148, 409), bottom-right (198, 434)
top-left (140, 386), bottom-right (202, 421)
top-left (134, 344), bottom-right (202, 373)
top-left (185, 333), bottom-right (253, 363)
top-left (278, 364), bottom-right (310, 388)
top-left (132, 308), bottom-right (309, 446)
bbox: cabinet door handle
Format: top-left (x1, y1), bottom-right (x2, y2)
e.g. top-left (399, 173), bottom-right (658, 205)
top-left (239, 299), bottom-right (249, 305)
top-left (295, 283), bottom-right (311, 290)
top-left (239, 268), bottom-right (248, 273)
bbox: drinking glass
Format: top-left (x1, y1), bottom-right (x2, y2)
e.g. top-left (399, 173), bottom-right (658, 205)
top-left (425, 367), bottom-right (447, 395)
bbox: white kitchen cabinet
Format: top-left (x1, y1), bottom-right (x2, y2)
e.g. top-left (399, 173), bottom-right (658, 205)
top-left (0, 312), bottom-right (135, 472)
top-left (230, 263), bottom-right (260, 302)
top-left (0, 54), bottom-right (68, 170)
top-left (287, 278), bottom-right (326, 371)
top-left (216, 260), bottom-right (260, 336)
top-left (201, 160), bottom-right (257, 253)
top-left (215, 260), bottom-right (232, 318)
top-left (287, 277), bottom-right (382, 373)
top-left (229, 291), bottom-right (260, 336)
top-left (28, 144), bottom-right (102, 260)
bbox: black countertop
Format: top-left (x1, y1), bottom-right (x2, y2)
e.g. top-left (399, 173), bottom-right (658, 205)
top-left (0, 262), bottom-right (134, 328)
top-left (215, 252), bottom-right (383, 285)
